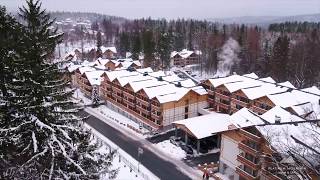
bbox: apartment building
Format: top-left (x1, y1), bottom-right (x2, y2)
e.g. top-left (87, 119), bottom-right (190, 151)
top-left (170, 49), bottom-right (201, 67)
top-left (99, 68), bottom-right (208, 130)
top-left (218, 106), bottom-right (320, 180)
top-left (201, 73), bottom-right (313, 116)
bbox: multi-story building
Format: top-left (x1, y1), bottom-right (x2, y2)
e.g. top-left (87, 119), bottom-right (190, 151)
top-left (170, 49), bottom-right (201, 67)
top-left (202, 73), bottom-right (313, 116)
top-left (100, 68), bottom-right (208, 130)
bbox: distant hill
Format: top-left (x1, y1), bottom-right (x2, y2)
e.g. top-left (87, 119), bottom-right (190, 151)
top-left (49, 11), bottom-right (127, 24)
top-left (208, 13), bottom-right (320, 25)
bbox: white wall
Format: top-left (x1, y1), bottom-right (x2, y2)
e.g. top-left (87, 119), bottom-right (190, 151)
top-left (162, 101), bottom-right (208, 126)
top-left (220, 134), bottom-right (240, 170)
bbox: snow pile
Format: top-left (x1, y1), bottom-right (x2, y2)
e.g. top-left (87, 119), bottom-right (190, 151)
top-left (215, 38), bottom-right (240, 77)
top-left (155, 140), bottom-right (186, 160)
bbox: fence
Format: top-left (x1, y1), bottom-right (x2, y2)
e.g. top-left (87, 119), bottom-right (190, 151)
top-left (97, 135), bottom-right (151, 180)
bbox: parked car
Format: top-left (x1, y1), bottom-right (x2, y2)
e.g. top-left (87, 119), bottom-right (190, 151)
top-left (180, 144), bottom-right (194, 155)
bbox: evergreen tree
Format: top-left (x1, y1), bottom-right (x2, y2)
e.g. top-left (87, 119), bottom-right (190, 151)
top-left (119, 32), bottom-right (130, 58)
top-left (158, 31), bottom-right (172, 69)
top-left (142, 29), bottom-right (155, 67)
top-left (271, 35), bottom-right (290, 81)
top-left (0, 1), bottom-right (115, 179)
top-left (91, 85), bottom-right (100, 107)
top-left (131, 32), bottom-right (141, 60)
top-left (96, 31), bottom-right (102, 58)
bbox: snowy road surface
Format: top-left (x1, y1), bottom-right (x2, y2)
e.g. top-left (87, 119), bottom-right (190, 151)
top-left (79, 110), bottom-right (196, 180)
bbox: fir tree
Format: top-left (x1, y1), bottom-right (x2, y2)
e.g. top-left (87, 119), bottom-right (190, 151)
top-left (142, 29), bottom-right (155, 67)
top-left (91, 85), bottom-right (100, 107)
top-left (158, 31), bottom-right (173, 69)
top-left (96, 31), bottom-right (102, 58)
top-left (271, 35), bottom-right (290, 81)
top-left (131, 32), bottom-right (141, 60)
top-left (0, 1), bottom-right (116, 179)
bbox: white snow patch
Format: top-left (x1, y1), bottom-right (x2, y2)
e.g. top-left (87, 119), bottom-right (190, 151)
top-left (154, 140), bottom-right (186, 160)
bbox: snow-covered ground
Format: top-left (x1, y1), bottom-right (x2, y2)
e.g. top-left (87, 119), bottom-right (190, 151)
top-left (73, 88), bottom-right (92, 105)
top-left (73, 88), bottom-right (150, 137)
top-left (154, 140), bottom-right (186, 160)
top-left (214, 172), bottom-right (230, 180)
top-left (97, 105), bottom-right (150, 135)
top-left (85, 124), bottom-right (159, 180)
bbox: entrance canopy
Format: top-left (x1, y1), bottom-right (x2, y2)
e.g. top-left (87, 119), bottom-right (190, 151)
top-left (173, 112), bottom-right (234, 139)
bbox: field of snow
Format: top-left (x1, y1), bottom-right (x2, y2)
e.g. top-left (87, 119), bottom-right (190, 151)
top-left (154, 140), bottom-right (186, 160)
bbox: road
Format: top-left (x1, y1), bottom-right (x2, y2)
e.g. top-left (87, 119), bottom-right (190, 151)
top-left (79, 110), bottom-right (192, 180)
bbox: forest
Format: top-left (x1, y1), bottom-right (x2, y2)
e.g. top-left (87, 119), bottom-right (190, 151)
top-left (63, 14), bottom-right (320, 88)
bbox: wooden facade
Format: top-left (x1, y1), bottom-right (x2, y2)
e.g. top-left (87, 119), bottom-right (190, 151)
top-left (100, 73), bottom-right (207, 130)
top-left (203, 80), bottom-right (276, 115)
top-left (171, 51), bottom-right (199, 67)
top-left (220, 128), bottom-right (282, 180)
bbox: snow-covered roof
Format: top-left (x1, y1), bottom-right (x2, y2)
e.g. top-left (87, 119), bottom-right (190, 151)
top-left (230, 108), bottom-right (265, 128)
top-left (174, 112), bottom-right (233, 139)
top-left (173, 104), bottom-right (316, 140)
top-left (84, 71), bottom-right (105, 86)
top-left (260, 106), bottom-right (307, 124)
top-left (78, 66), bottom-right (96, 74)
top-left (101, 46), bottom-right (117, 54)
top-left (170, 49), bottom-right (198, 59)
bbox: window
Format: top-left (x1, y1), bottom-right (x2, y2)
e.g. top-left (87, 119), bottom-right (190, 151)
top-left (236, 104), bottom-right (243, 110)
top-left (185, 114), bottom-right (188, 119)
top-left (220, 99), bottom-right (230, 105)
top-left (259, 103), bottom-right (272, 110)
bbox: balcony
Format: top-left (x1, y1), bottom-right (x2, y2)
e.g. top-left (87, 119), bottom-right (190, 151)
top-left (136, 105), bottom-right (150, 114)
top-left (238, 142), bottom-right (259, 157)
top-left (123, 98), bottom-right (135, 106)
top-left (123, 91), bottom-right (135, 99)
top-left (239, 129), bottom-right (262, 143)
top-left (250, 105), bottom-right (268, 114)
top-left (151, 113), bottom-right (161, 120)
top-left (215, 92), bottom-right (230, 100)
top-left (236, 167), bottom-right (258, 180)
top-left (151, 104), bottom-right (161, 110)
top-left (136, 98), bottom-right (150, 106)
top-left (237, 155), bottom-right (260, 170)
top-left (231, 98), bottom-right (249, 108)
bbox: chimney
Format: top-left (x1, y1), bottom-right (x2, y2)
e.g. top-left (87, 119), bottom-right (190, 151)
top-left (275, 115), bottom-right (281, 124)
top-left (175, 82), bottom-right (182, 87)
top-left (157, 76), bottom-right (163, 81)
top-left (143, 72), bottom-right (148, 76)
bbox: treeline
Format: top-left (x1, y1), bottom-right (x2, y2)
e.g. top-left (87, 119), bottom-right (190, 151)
top-left (63, 16), bottom-right (320, 88)
top-left (95, 18), bottom-right (320, 87)
top-left (269, 21), bottom-right (320, 33)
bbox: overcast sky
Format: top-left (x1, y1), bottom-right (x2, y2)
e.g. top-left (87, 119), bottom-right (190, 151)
top-left (2, 0), bottom-right (320, 19)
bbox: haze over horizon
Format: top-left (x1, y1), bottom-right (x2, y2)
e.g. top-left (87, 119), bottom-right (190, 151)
top-left (2, 0), bottom-right (320, 19)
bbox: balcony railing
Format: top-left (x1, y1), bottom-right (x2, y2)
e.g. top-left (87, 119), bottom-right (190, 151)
top-left (136, 105), bottom-right (150, 114)
top-left (239, 129), bottom-right (262, 143)
top-left (236, 167), bottom-right (257, 180)
top-left (215, 92), bottom-right (230, 100)
top-left (238, 142), bottom-right (259, 157)
top-left (123, 91), bottom-right (135, 99)
top-left (136, 98), bottom-right (150, 106)
top-left (237, 155), bottom-right (260, 170)
top-left (250, 105), bottom-right (268, 114)
top-left (231, 98), bottom-right (249, 107)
